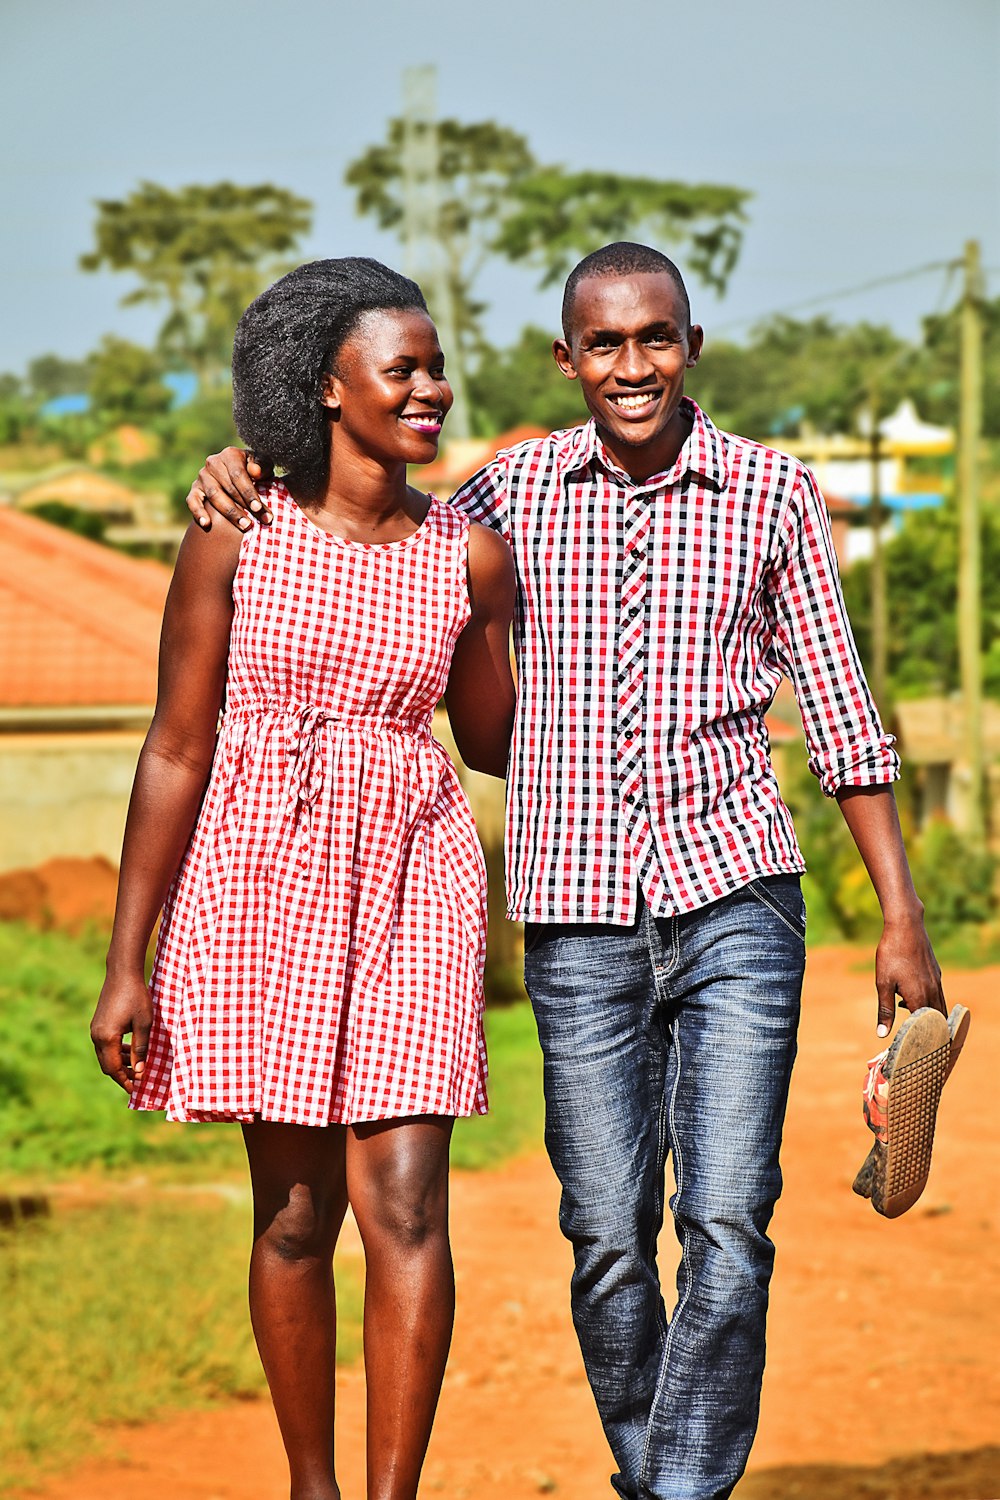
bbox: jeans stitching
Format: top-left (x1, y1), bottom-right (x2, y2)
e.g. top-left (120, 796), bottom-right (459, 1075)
top-left (745, 880), bottom-right (806, 941)
top-left (640, 1006), bottom-right (690, 1489)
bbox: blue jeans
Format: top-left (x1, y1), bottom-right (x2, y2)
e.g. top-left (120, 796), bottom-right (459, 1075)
top-left (523, 877), bottom-right (806, 1500)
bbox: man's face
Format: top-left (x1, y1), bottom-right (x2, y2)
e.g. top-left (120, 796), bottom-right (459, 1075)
top-left (554, 272), bottom-right (703, 472)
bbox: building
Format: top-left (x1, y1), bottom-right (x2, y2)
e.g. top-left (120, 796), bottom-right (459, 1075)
top-left (0, 509), bottom-right (169, 872)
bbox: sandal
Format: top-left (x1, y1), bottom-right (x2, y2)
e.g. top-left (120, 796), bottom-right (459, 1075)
top-left (852, 1006), bottom-right (953, 1218)
top-left (852, 1003), bottom-right (970, 1204)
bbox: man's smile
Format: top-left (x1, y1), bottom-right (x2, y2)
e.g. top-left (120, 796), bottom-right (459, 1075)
top-left (605, 389), bottom-right (662, 418)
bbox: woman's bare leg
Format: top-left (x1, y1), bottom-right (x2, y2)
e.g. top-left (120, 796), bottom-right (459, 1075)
top-left (242, 1120), bottom-right (349, 1500)
top-left (347, 1116), bottom-right (455, 1500)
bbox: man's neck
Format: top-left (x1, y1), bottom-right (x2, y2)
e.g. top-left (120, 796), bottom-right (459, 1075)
top-left (597, 402), bottom-right (693, 483)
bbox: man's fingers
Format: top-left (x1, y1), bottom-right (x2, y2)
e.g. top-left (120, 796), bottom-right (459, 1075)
top-left (199, 475), bottom-right (253, 532)
top-left (876, 976), bottom-right (896, 1038)
top-left (186, 484), bottom-right (213, 529)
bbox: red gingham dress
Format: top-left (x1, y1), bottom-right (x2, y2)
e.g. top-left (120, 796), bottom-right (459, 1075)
top-left (132, 481), bottom-right (489, 1125)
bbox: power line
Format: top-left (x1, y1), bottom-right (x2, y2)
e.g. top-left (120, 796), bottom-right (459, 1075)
top-left (712, 259), bottom-right (959, 336)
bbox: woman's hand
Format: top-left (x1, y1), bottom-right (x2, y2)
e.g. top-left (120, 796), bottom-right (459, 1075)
top-left (91, 972), bottom-right (154, 1094)
top-left (186, 449), bottom-right (275, 531)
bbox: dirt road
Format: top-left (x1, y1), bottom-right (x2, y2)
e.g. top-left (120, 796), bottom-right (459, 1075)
top-left (13, 949), bottom-right (1000, 1499)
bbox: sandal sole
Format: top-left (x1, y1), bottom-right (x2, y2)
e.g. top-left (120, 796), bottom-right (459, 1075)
top-left (871, 1008), bottom-right (951, 1219)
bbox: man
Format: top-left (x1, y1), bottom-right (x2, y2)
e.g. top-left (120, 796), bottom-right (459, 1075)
top-left (189, 243), bottom-right (945, 1500)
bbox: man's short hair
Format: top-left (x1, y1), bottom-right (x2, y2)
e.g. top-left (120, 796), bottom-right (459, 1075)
top-left (561, 243), bottom-right (691, 339)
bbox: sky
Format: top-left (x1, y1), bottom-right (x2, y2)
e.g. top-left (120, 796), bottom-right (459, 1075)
top-left (3, 0), bottom-right (998, 376)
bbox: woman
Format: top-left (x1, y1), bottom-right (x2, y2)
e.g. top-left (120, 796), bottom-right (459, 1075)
top-left (91, 257), bottom-right (516, 1500)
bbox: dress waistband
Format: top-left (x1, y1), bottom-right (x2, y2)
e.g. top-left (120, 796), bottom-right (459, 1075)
top-left (224, 701), bottom-right (435, 809)
top-left (225, 700), bottom-right (433, 736)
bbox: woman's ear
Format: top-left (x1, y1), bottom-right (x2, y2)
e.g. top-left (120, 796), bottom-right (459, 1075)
top-left (319, 371), bottom-right (342, 414)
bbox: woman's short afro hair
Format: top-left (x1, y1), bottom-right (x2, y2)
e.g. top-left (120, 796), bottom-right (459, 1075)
top-left (232, 256), bottom-right (428, 487)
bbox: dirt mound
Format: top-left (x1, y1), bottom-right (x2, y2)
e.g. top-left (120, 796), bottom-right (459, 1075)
top-left (0, 856), bottom-right (118, 933)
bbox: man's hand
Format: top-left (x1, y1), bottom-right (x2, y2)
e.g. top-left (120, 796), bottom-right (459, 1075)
top-left (186, 448), bottom-right (274, 532)
top-left (875, 911), bottom-right (946, 1038)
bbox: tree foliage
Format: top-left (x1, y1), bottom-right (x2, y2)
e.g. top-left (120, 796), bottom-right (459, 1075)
top-left (346, 118), bottom-right (535, 359)
top-left (345, 117), bottom-right (750, 370)
top-left (27, 354), bottom-right (92, 401)
top-left (688, 316), bottom-right (912, 437)
top-left (842, 503), bottom-right (1000, 700)
top-left (80, 181), bottom-right (313, 388)
top-left (468, 326), bottom-right (588, 436)
top-left (495, 171), bottom-right (748, 295)
top-left (88, 336), bottom-right (172, 423)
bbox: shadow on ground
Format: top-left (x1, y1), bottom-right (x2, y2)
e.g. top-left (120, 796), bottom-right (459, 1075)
top-left (736, 1446), bottom-right (1000, 1500)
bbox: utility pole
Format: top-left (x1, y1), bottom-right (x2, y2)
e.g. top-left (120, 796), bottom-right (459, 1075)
top-left (957, 238), bottom-right (985, 841)
top-left (867, 389), bottom-right (889, 715)
top-left (400, 65), bottom-right (471, 439)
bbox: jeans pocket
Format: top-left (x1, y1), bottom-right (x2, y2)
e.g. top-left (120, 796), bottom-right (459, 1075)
top-left (746, 876), bottom-right (806, 941)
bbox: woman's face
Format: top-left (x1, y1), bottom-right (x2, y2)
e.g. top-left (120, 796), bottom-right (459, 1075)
top-left (323, 308), bottom-right (453, 465)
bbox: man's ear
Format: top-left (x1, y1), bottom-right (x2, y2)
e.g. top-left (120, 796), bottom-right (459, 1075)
top-left (552, 337), bottom-right (578, 382)
top-left (319, 371), bottom-right (342, 413)
top-left (686, 324), bottom-right (705, 369)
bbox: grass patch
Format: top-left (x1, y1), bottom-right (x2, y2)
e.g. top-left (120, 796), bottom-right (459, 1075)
top-left (0, 922), bottom-right (246, 1181)
top-left (453, 1000), bottom-right (544, 1169)
top-left (0, 1194), bottom-right (363, 1491)
top-left (0, 921), bottom-right (546, 1183)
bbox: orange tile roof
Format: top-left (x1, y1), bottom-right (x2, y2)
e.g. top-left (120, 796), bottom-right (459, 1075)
top-left (420, 425), bottom-right (551, 491)
top-left (0, 508), bottom-right (170, 708)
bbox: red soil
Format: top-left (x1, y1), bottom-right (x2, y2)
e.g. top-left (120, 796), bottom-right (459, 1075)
top-left (11, 948), bottom-right (1000, 1500)
top-left (0, 856), bottom-right (118, 932)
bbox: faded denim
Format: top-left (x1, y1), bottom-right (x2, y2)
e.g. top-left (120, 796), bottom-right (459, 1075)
top-left (523, 877), bottom-right (806, 1500)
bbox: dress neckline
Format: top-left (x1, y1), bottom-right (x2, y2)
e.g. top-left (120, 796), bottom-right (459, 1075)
top-left (273, 480), bottom-right (436, 551)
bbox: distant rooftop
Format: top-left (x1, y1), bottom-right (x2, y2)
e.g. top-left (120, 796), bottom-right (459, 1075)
top-left (0, 509), bottom-right (169, 712)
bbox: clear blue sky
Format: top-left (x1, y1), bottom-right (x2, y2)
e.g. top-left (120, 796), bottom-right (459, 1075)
top-left (4, 0), bottom-right (998, 375)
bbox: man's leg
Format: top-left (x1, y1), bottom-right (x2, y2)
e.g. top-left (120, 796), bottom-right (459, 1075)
top-left (639, 876), bottom-right (805, 1500)
top-left (523, 910), bottom-right (670, 1499)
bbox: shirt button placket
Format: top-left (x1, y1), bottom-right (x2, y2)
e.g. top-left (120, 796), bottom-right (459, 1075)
top-left (617, 493), bottom-right (650, 823)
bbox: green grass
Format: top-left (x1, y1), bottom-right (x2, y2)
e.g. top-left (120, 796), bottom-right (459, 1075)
top-left (0, 921), bottom-right (545, 1183)
top-left (0, 1194), bottom-right (364, 1491)
top-left (453, 1000), bottom-right (544, 1169)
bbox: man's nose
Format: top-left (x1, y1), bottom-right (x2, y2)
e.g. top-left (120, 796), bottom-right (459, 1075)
top-left (615, 340), bottom-right (654, 382)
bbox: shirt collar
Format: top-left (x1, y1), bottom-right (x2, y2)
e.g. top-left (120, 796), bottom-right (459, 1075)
top-left (566, 398), bottom-right (729, 494)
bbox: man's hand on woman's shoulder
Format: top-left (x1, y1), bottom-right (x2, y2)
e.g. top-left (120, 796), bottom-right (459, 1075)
top-left (186, 448), bottom-right (275, 531)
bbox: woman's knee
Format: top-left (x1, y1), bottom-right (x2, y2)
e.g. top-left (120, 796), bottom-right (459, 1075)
top-left (256, 1181), bottom-right (341, 1262)
top-left (352, 1138), bottom-right (450, 1253)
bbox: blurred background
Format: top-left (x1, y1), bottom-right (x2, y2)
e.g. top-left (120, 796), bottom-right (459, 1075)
top-left (1, 3), bottom-right (998, 1497)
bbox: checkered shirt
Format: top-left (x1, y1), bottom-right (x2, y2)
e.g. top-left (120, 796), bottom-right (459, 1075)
top-left (452, 398), bottom-right (898, 924)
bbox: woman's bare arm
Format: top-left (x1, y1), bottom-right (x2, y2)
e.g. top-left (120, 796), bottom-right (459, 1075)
top-left (445, 523), bottom-right (516, 779)
top-left (91, 521), bottom-right (242, 1090)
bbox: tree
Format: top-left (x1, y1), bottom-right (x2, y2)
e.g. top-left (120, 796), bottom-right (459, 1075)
top-left (345, 117), bottom-right (751, 411)
top-left (688, 315), bottom-right (913, 439)
top-left (496, 171), bottom-right (749, 296)
top-left (27, 354), bottom-right (92, 401)
top-left (88, 336), bottom-right (173, 424)
top-left (80, 181), bottom-right (313, 389)
top-left (841, 502), bottom-right (1000, 699)
top-left (468, 326), bottom-right (588, 436)
top-left (346, 119), bottom-right (536, 363)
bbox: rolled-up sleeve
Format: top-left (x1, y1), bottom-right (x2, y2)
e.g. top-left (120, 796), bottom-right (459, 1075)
top-left (771, 466), bottom-right (900, 797)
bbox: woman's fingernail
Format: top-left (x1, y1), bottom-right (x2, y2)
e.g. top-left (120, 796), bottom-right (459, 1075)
top-left (877, 1023), bottom-right (889, 1037)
